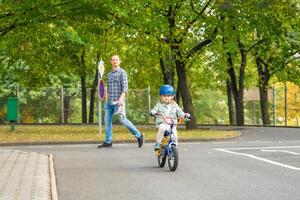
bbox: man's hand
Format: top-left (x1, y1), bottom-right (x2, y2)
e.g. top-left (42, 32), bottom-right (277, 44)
top-left (118, 92), bottom-right (126, 105)
top-left (118, 98), bottom-right (124, 106)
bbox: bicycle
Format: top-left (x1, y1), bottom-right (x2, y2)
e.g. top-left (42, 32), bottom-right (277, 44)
top-left (152, 113), bottom-right (190, 171)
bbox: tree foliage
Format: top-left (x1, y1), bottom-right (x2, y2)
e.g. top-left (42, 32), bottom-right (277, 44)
top-left (0, 0), bottom-right (299, 125)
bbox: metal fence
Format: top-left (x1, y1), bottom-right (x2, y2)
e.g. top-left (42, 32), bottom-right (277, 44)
top-left (0, 83), bottom-right (299, 126)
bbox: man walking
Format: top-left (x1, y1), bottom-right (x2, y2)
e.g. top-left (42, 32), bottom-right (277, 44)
top-left (97, 55), bottom-right (144, 148)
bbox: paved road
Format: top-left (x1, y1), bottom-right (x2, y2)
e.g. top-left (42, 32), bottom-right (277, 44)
top-left (2, 127), bottom-right (300, 200)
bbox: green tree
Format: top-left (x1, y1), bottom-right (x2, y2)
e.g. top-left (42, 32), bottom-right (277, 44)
top-left (106, 0), bottom-right (220, 128)
top-left (246, 0), bottom-right (300, 125)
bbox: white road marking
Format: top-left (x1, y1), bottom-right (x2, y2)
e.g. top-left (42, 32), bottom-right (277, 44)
top-left (281, 140), bottom-right (300, 143)
top-left (215, 148), bottom-right (300, 171)
top-left (212, 142), bottom-right (236, 144)
top-left (221, 146), bottom-right (300, 150)
top-left (260, 149), bottom-right (299, 155)
top-left (248, 141), bottom-right (273, 143)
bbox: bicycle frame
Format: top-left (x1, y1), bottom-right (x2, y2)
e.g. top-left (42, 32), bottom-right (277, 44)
top-left (155, 113), bottom-right (183, 153)
top-left (162, 121), bottom-right (178, 152)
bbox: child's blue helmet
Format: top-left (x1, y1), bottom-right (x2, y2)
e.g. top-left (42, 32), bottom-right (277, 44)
top-left (159, 84), bottom-right (175, 95)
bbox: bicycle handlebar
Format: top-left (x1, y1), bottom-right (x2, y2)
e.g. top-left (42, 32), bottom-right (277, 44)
top-left (150, 112), bottom-right (191, 125)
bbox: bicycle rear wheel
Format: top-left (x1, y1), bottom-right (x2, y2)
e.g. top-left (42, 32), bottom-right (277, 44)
top-left (168, 145), bottom-right (178, 171)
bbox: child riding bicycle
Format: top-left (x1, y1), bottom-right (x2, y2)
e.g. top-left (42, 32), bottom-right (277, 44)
top-left (149, 84), bottom-right (190, 151)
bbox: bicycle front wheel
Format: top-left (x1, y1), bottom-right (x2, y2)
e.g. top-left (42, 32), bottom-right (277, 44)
top-left (157, 147), bottom-right (166, 167)
top-left (168, 145), bottom-right (178, 171)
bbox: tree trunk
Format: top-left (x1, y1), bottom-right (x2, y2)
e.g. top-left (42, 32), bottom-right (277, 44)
top-left (226, 79), bottom-right (236, 125)
top-left (159, 50), bottom-right (174, 86)
top-left (234, 92), bottom-right (244, 126)
top-left (255, 56), bottom-right (270, 125)
top-left (236, 40), bottom-right (246, 126)
top-left (89, 69), bottom-right (98, 123)
top-left (76, 48), bottom-right (88, 124)
top-left (175, 79), bottom-right (181, 104)
top-left (225, 39), bottom-right (246, 126)
top-left (81, 76), bottom-right (87, 123)
top-left (63, 95), bottom-right (72, 124)
top-left (175, 59), bottom-right (197, 129)
top-left (259, 86), bottom-right (270, 125)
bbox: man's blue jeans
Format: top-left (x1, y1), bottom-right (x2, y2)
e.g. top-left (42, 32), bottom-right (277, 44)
top-left (104, 101), bottom-right (141, 144)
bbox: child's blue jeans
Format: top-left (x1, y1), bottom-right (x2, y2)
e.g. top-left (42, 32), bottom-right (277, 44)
top-left (104, 101), bottom-right (141, 144)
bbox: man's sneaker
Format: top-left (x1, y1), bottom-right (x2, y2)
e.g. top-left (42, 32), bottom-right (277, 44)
top-left (137, 133), bottom-right (144, 148)
top-left (97, 142), bottom-right (112, 148)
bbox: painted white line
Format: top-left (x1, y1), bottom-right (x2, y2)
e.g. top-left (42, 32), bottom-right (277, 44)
top-left (281, 140), bottom-right (300, 143)
top-left (223, 146), bottom-right (300, 151)
top-left (261, 149), bottom-right (299, 155)
top-left (212, 142), bottom-right (236, 144)
top-left (216, 148), bottom-right (300, 171)
top-left (248, 141), bottom-right (273, 143)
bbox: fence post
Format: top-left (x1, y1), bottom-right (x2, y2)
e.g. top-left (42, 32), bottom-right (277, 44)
top-left (272, 86), bottom-right (276, 126)
top-left (61, 86), bottom-right (64, 124)
top-left (16, 84), bottom-right (20, 123)
top-left (148, 86), bottom-right (151, 124)
top-left (284, 83), bottom-right (288, 126)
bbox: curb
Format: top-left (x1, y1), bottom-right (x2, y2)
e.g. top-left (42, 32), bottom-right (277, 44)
top-left (0, 133), bottom-right (241, 146)
top-left (49, 154), bottom-right (58, 200)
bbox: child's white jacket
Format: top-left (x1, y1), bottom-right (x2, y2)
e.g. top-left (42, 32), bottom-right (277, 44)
top-left (150, 102), bottom-right (185, 125)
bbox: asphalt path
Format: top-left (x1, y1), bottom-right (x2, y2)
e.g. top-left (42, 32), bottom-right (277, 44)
top-left (3, 127), bottom-right (300, 200)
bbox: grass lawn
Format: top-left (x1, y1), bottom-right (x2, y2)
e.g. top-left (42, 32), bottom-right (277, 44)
top-left (0, 125), bottom-right (240, 144)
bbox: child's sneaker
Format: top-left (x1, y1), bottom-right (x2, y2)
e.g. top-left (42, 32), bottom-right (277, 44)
top-left (154, 143), bottom-right (160, 151)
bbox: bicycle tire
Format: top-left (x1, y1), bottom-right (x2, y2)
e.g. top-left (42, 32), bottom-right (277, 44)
top-left (168, 145), bottom-right (178, 171)
top-left (157, 147), bottom-right (166, 167)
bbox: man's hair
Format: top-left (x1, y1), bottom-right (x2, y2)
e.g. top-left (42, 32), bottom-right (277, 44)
top-left (111, 55), bottom-right (121, 61)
